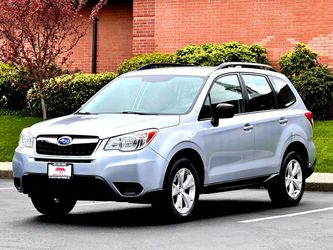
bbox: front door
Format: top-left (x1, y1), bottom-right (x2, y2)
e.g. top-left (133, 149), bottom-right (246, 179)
top-left (196, 74), bottom-right (256, 184)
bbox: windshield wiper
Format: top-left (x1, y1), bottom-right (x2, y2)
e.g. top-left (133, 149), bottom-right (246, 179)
top-left (76, 112), bottom-right (95, 115)
top-left (121, 111), bottom-right (159, 115)
top-left (121, 111), bottom-right (148, 115)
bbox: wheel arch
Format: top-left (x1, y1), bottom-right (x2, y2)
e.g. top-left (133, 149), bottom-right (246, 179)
top-left (283, 141), bottom-right (309, 168)
top-left (164, 148), bottom-right (205, 190)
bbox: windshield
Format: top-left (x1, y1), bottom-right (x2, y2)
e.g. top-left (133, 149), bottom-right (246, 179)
top-left (78, 75), bottom-right (206, 115)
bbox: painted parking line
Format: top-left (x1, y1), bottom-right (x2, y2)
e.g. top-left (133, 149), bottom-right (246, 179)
top-left (239, 206), bottom-right (333, 223)
top-left (30, 201), bottom-right (115, 211)
top-left (0, 187), bottom-right (15, 190)
top-left (75, 201), bottom-right (114, 207)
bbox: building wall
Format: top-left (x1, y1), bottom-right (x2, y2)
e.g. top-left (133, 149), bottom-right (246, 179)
top-left (133, 0), bottom-right (333, 68)
top-left (70, 0), bottom-right (133, 73)
top-left (133, 0), bottom-right (156, 54)
top-left (71, 0), bottom-right (333, 72)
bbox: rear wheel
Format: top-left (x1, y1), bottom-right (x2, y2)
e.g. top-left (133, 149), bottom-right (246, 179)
top-left (153, 158), bottom-right (200, 222)
top-left (31, 194), bottom-right (76, 216)
top-left (268, 151), bottom-right (305, 207)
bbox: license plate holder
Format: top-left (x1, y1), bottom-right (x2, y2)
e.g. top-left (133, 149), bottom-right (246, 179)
top-left (48, 163), bottom-right (72, 179)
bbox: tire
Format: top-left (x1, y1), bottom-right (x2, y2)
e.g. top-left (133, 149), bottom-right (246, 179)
top-left (268, 151), bottom-right (305, 207)
top-left (153, 158), bottom-right (200, 222)
top-left (31, 194), bottom-right (77, 216)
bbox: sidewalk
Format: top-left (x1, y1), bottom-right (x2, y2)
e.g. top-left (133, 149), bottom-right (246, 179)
top-left (1, 162), bottom-right (333, 191)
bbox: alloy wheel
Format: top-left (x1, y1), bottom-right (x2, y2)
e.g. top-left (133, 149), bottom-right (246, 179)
top-left (172, 168), bottom-right (196, 215)
top-left (285, 159), bottom-right (303, 199)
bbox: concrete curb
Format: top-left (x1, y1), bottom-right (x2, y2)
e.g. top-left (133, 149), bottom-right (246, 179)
top-left (305, 173), bottom-right (333, 192)
top-left (305, 183), bottom-right (333, 192)
top-left (0, 162), bottom-right (12, 179)
top-left (1, 162), bottom-right (333, 192)
top-left (0, 170), bottom-right (12, 179)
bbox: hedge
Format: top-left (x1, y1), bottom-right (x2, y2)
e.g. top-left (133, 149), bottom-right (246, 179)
top-left (117, 42), bottom-right (270, 75)
top-left (279, 43), bottom-right (333, 120)
top-left (0, 63), bottom-right (30, 110)
top-left (293, 66), bottom-right (333, 120)
top-left (117, 53), bottom-right (176, 75)
top-left (27, 72), bottom-right (116, 117)
top-left (278, 43), bottom-right (319, 80)
top-left (175, 42), bottom-right (269, 66)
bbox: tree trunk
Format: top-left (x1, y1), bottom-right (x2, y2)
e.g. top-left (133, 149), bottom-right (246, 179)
top-left (40, 92), bottom-right (47, 120)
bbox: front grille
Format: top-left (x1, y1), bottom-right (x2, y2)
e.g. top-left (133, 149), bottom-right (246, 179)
top-left (36, 135), bottom-right (99, 156)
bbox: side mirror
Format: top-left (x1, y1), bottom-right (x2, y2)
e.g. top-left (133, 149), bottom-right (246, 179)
top-left (211, 103), bottom-right (235, 127)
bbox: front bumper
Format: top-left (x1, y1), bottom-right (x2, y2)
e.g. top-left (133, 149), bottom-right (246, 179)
top-left (12, 145), bottom-right (168, 201)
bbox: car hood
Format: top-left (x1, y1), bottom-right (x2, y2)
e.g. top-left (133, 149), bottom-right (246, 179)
top-left (29, 114), bottom-right (180, 139)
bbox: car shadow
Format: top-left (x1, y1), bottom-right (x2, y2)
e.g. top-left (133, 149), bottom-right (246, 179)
top-left (28, 199), bottom-right (275, 227)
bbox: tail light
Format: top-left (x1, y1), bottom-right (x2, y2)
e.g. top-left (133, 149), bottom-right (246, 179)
top-left (304, 111), bottom-right (314, 127)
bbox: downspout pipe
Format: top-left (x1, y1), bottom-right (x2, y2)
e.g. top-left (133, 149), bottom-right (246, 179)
top-left (92, 17), bottom-right (98, 73)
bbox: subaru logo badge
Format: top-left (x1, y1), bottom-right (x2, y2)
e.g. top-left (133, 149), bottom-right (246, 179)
top-left (57, 136), bottom-right (72, 146)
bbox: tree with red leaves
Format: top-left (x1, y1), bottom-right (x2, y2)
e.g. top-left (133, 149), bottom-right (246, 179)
top-left (0, 0), bottom-right (107, 119)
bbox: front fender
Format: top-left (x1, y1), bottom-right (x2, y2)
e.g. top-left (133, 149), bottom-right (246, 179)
top-left (148, 126), bottom-right (207, 173)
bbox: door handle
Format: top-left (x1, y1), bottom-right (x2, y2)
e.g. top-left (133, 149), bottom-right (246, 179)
top-left (279, 117), bottom-right (288, 125)
top-left (243, 123), bottom-right (254, 132)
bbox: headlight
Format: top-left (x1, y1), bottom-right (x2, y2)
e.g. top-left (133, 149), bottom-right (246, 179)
top-left (19, 128), bottom-right (34, 148)
top-left (104, 129), bottom-right (158, 152)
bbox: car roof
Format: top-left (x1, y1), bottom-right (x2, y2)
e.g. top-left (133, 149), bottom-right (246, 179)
top-left (121, 65), bottom-right (289, 81)
top-left (122, 66), bottom-right (216, 77)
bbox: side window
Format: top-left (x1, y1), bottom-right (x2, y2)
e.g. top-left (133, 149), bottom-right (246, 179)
top-left (270, 76), bottom-right (296, 108)
top-left (242, 74), bottom-right (276, 112)
top-left (199, 75), bottom-right (244, 119)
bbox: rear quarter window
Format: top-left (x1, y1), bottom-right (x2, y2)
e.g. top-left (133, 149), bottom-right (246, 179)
top-left (269, 76), bottom-right (296, 108)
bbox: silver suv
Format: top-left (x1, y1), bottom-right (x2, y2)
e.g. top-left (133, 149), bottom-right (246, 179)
top-left (13, 62), bottom-right (316, 221)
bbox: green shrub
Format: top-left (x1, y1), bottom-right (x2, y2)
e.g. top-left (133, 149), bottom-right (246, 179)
top-left (293, 66), bottom-right (333, 120)
top-left (278, 43), bottom-right (319, 80)
top-left (175, 44), bottom-right (225, 66)
top-left (117, 42), bottom-right (269, 74)
top-left (0, 63), bottom-right (30, 110)
top-left (0, 108), bottom-right (32, 116)
top-left (175, 42), bottom-right (269, 66)
top-left (27, 72), bottom-right (116, 117)
top-left (117, 53), bottom-right (176, 75)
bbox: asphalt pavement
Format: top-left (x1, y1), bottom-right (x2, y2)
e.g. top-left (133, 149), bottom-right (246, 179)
top-left (1, 179), bottom-right (333, 249)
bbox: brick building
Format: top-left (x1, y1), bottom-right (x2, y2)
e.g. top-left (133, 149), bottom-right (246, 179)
top-left (71, 0), bottom-right (333, 73)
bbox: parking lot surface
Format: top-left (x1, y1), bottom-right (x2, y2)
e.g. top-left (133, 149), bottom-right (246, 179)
top-left (1, 179), bottom-right (332, 249)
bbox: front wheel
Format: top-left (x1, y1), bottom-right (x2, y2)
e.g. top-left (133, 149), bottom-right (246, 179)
top-left (268, 151), bottom-right (305, 207)
top-left (31, 194), bottom-right (77, 216)
top-left (153, 158), bottom-right (200, 222)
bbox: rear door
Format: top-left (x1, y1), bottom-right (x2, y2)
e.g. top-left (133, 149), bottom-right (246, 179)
top-left (240, 74), bottom-right (288, 175)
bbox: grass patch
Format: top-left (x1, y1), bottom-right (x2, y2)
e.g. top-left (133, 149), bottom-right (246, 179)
top-left (313, 120), bottom-right (333, 173)
top-left (0, 115), bottom-right (41, 161)
top-left (0, 115), bottom-right (332, 173)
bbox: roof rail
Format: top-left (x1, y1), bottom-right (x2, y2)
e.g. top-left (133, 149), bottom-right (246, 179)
top-left (137, 63), bottom-right (194, 71)
top-left (215, 62), bottom-right (276, 72)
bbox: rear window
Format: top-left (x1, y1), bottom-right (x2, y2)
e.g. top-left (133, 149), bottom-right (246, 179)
top-left (270, 76), bottom-right (296, 108)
